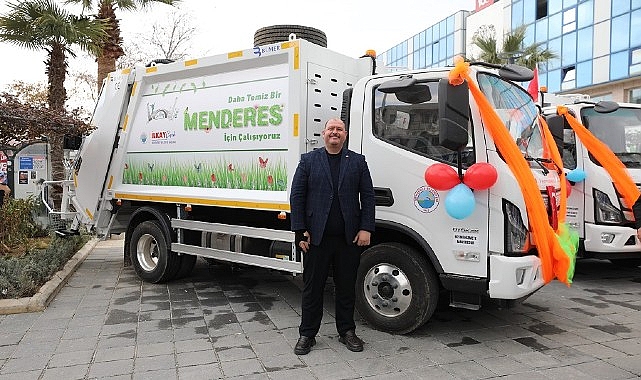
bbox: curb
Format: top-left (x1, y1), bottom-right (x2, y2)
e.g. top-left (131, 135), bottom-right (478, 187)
top-left (0, 237), bottom-right (100, 315)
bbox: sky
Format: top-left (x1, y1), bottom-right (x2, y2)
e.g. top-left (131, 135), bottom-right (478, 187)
top-left (0, 0), bottom-right (473, 95)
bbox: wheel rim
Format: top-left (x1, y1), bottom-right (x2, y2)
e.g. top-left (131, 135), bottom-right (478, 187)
top-left (136, 233), bottom-right (159, 272)
top-left (362, 263), bottom-right (412, 317)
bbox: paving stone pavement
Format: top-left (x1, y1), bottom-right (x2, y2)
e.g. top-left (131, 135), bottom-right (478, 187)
top-left (1, 236), bottom-right (641, 379)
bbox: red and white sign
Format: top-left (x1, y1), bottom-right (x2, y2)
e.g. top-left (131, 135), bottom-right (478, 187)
top-left (476, 0), bottom-right (495, 12)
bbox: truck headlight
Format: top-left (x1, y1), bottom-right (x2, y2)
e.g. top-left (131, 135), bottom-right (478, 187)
top-left (503, 199), bottom-right (529, 255)
top-left (593, 189), bottom-right (623, 225)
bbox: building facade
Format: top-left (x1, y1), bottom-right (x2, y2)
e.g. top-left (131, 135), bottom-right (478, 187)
top-left (380, 0), bottom-right (641, 103)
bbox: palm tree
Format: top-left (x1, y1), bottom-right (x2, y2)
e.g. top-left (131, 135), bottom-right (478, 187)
top-left (472, 25), bottom-right (557, 69)
top-left (66, 0), bottom-right (181, 89)
top-left (0, 0), bottom-right (107, 208)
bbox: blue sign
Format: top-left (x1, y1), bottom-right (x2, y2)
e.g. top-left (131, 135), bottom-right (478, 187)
top-left (19, 156), bottom-right (33, 170)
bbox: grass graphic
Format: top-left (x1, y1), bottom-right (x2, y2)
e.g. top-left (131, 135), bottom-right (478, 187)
top-left (122, 158), bottom-right (287, 191)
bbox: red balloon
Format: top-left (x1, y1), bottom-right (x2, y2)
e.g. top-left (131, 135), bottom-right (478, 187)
top-left (565, 177), bottom-right (572, 197)
top-left (463, 163), bottom-right (498, 190)
top-left (425, 163), bottom-right (460, 190)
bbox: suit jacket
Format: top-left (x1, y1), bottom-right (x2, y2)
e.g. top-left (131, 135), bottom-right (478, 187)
top-left (633, 195), bottom-right (641, 229)
top-left (290, 147), bottom-right (375, 246)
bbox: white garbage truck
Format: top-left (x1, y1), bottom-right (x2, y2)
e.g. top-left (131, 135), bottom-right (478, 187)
top-left (542, 94), bottom-right (641, 267)
top-left (46, 37), bottom-right (564, 333)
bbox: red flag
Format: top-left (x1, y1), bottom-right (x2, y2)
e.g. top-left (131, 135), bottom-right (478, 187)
top-left (527, 65), bottom-right (539, 102)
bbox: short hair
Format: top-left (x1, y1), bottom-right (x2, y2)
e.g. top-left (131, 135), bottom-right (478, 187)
top-left (324, 118), bottom-right (345, 128)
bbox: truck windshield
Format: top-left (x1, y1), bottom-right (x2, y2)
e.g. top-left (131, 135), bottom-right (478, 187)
top-left (476, 73), bottom-right (543, 161)
top-left (582, 107), bottom-right (641, 169)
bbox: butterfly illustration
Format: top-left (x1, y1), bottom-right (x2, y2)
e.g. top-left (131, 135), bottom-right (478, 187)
top-left (259, 157), bottom-right (268, 168)
top-left (194, 163), bottom-right (202, 172)
top-left (147, 163), bottom-right (155, 171)
top-left (228, 163), bottom-right (234, 171)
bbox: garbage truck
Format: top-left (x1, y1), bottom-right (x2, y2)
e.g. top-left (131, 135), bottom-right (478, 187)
top-left (542, 94), bottom-right (641, 267)
top-left (44, 37), bottom-right (565, 334)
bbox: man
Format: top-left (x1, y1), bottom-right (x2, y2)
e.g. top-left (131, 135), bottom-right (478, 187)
top-left (289, 118), bottom-right (376, 355)
top-left (634, 195), bottom-right (641, 241)
top-left (0, 173), bottom-right (10, 205)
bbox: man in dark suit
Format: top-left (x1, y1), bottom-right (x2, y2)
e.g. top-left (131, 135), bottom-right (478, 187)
top-left (290, 118), bottom-right (375, 355)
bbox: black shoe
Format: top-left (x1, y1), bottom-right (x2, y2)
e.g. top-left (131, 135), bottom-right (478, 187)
top-left (339, 330), bottom-right (363, 352)
top-left (294, 336), bottom-right (316, 355)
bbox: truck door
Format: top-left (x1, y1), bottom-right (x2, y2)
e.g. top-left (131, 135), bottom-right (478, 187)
top-left (72, 71), bottom-right (133, 228)
top-left (359, 76), bottom-right (490, 279)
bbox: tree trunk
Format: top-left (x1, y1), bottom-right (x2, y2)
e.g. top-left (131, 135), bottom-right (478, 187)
top-left (46, 42), bottom-right (68, 211)
top-left (96, 0), bottom-right (124, 90)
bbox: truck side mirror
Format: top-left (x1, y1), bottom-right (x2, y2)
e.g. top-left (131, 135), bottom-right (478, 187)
top-left (438, 79), bottom-right (470, 151)
top-left (594, 100), bottom-right (619, 114)
top-left (545, 115), bottom-right (565, 154)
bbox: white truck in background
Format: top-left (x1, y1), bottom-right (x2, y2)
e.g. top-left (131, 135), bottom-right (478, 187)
top-left (542, 94), bottom-right (641, 267)
top-left (45, 37), bottom-right (562, 334)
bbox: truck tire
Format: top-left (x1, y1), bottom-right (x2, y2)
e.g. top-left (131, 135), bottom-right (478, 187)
top-left (174, 254), bottom-right (197, 280)
top-left (254, 25), bottom-right (327, 47)
top-left (130, 220), bottom-right (180, 283)
top-left (356, 243), bottom-right (439, 334)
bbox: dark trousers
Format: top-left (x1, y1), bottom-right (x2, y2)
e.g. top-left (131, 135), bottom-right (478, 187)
top-left (299, 234), bottom-right (361, 337)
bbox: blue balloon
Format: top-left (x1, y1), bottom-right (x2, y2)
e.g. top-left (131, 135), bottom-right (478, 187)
top-left (445, 183), bottom-right (476, 219)
top-left (566, 168), bottom-right (586, 183)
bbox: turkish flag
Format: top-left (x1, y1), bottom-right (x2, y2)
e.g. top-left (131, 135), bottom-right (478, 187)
top-left (527, 65), bottom-right (539, 102)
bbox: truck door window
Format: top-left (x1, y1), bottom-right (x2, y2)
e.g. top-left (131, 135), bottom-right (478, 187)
top-left (373, 81), bottom-right (475, 168)
top-left (477, 73), bottom-right (543, 165)
top-left (582, 107), bottom-right (641, 169)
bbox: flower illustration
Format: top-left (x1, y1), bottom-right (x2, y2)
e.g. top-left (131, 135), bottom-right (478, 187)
top-left (138, 172), bottom-right (143, 182)
top-left (267, 175), bottom-right (274, 186)
top-left (228, 163), bottom-right (234, 171)
top-left (210, 173), bottom-right (217, 183)
top-left (241, 173), bottom-right (247, 183)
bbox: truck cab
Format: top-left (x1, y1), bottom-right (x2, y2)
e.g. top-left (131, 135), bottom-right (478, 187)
top-left (345, 63), bottom-right (562, 332)
top-left (542, 97), bottom-right (641, 267)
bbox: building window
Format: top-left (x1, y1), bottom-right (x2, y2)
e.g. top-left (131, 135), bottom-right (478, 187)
top-left (592, 93), bottom-right (613, 102)
top-left (577, 0), bottom-right (594, 29)
top-left (535, 17), bottom-right (548, 42)
top-left (612, 0), bottom-right (631, 17)
top-left (611, 51), bottom-right (629, 80)
top-left (562, 32), bottom-right (577, 66)
top-left (576, 60), bottom-right (592, 88)
top-left (562, 8), bottom-right (576, 33)
top-left (561, 66), bottom-right (576, 90)
top-left (576, 27), bottom-right (593, 62)
top-left (631, 48), bottom-right (641, 75)
top-left (513, 0), bottom-right (524, 29)
top-left (611, 14), bottom-right (630, 53)
top-left (632, 9), bottom-right (641, 47)
top-left (536, 0), bottom-right (548, 19)
top-left (629, 88), bottom-right (641, 104)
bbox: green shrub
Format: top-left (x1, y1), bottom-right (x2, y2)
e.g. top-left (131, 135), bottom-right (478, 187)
top-left (0, 234), bottom-right (89, 299)
top-left (0, 196), bottom-right (48, 255)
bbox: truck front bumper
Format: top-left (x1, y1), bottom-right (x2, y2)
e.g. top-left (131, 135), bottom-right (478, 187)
top-left (488, 255), bottom-right (545, 300)
top-left (583, 223), bottom-right (641, 256)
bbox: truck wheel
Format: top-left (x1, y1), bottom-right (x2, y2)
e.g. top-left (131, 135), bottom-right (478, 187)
top-left (174, 254), bottom-right (197, 280)
top-left (356, 243), bottom-right (439, 334)
top-left (130, 220), bottom-right (179, 283)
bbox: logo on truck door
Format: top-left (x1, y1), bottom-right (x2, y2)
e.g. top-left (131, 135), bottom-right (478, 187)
top-left (414, 186), bottom-right (439, 213)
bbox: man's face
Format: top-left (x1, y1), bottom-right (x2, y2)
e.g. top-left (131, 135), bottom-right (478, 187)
top-left (322, 120), bottom-right (347, 148)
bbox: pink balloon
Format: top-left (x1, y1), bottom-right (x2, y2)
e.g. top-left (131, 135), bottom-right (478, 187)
top-left (425, 163), bottom-right (460, 190)
top-left (463, 163), bottom-right (498, 190)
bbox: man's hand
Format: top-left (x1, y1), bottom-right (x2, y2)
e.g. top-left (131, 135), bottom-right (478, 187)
top-left (353, 230), bottom-right (371, 247)
top-left (296, 230), bottom-right (310, 253)
top-left (637, 227), bottom-right (641, 241)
